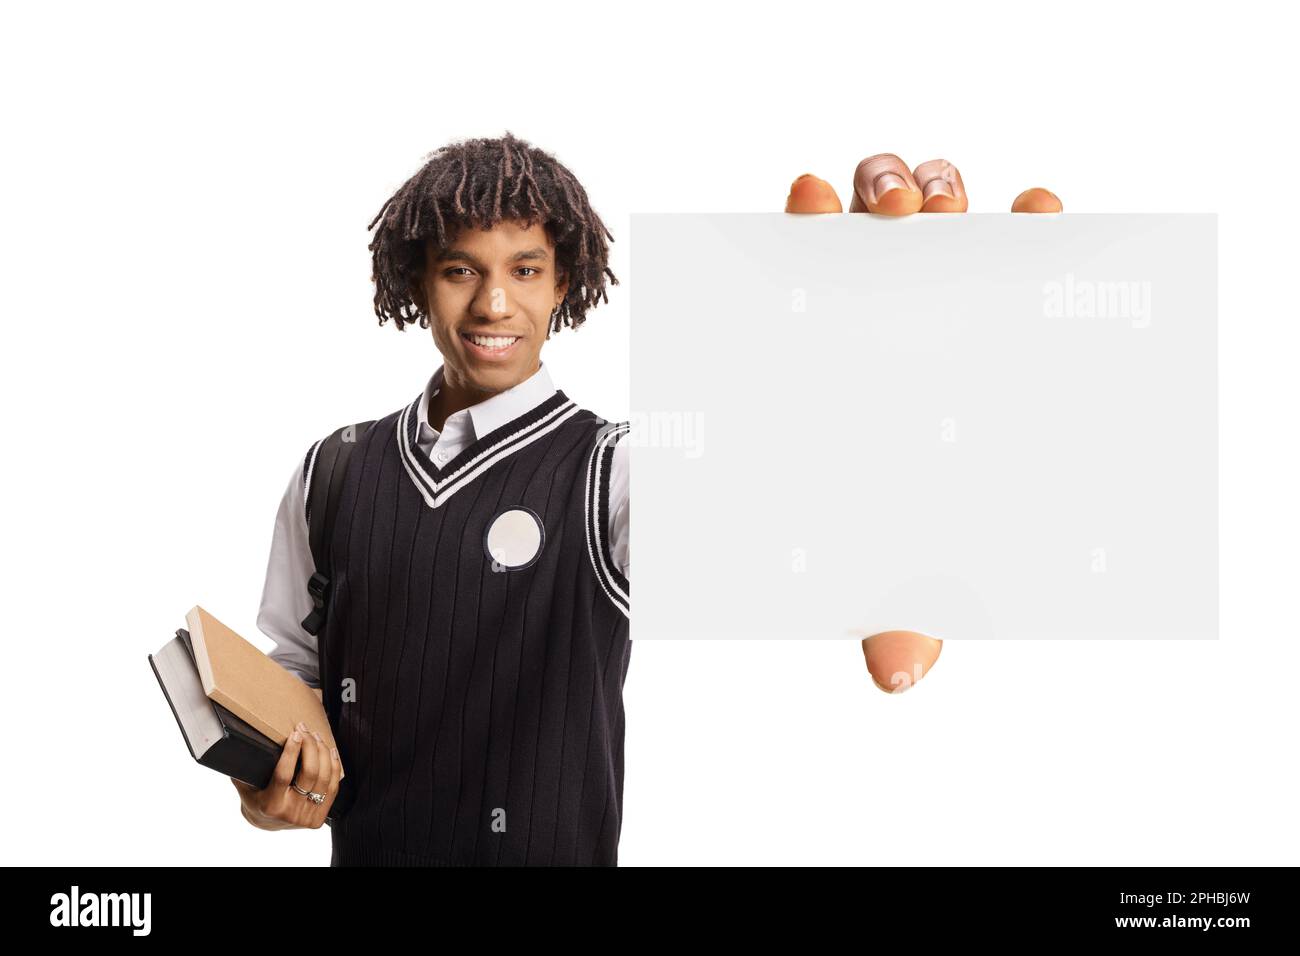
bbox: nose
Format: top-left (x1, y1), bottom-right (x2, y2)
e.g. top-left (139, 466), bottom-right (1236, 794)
top-left (470, 279), bottom-right (516, 321)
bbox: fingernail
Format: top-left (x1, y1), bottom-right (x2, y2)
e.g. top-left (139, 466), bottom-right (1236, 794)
top-left (873, 172), bottom-right (909, 198)
top-left (297, 721), bottom-right (307, 731)
top-left (292, 730), bottom-right (302, 742)
top-left (922, 178), bottom-right (955, 201)
top-left (313, 732), bottom-right (322, 742)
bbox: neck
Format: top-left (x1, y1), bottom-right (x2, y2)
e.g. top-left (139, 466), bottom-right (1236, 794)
top-left (428, 359), bottom-right (539, 432)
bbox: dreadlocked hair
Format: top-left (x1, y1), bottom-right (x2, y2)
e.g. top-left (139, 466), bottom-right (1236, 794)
top-left (367, 131), bottom-right (618, 333)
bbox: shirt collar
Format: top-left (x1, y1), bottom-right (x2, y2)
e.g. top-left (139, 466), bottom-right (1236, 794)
top-left (416, 360), bottom-right (557, 442)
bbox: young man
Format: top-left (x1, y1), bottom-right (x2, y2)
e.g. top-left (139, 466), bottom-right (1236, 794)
top-left (235, 132), bottom-right (629, 866)
top-left (234, 133), bottom-right (1059, 865)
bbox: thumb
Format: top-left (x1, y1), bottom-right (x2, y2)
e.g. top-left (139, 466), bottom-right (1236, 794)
top-left (862, 631), bottom-right (942, 693)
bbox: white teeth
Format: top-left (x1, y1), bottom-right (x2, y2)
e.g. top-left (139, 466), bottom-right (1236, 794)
top-left (466, 334), bottom-right (518, 350)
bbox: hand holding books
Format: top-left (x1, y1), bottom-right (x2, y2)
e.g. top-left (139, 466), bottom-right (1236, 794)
top-left (231, 720), bottom-right (341, 830)
top-left (149, 606), bottom-right (346, 829)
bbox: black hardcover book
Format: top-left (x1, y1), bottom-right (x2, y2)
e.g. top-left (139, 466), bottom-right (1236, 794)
top-left (149, 629), bottom-right (283, 790)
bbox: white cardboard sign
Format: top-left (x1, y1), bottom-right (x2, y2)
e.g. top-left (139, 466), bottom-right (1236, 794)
top-left (629, 213), bottom-right (1217, 641)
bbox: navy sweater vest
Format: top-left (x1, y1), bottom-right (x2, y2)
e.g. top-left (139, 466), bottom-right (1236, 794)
top-left (310, 389), bottom-right (631, 866)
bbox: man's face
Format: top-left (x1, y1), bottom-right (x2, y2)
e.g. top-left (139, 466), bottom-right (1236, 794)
top-left (416, 219), bottom-right (568, 396)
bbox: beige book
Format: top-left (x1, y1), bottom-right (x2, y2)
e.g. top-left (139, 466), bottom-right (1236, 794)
top-left (184, 605), bottom-right (343, 778)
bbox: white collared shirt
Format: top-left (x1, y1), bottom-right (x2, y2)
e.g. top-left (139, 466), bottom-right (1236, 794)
top-left (255, 360), bottom-right (629, 687)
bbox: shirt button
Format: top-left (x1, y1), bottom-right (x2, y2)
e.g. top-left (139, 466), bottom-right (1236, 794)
top-left (436, 450), bottom-right (449, 463)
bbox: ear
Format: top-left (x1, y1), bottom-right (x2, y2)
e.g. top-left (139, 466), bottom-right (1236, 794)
top-left (409, 275), bottom-right (427, 316)
top-left (554, 267), bottom-right (570, 310)
top-left (410, 242), bottom-right (431, 314)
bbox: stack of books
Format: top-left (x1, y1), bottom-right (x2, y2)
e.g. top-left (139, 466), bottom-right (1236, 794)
top-left (148, 606), bottom-right (341, 790)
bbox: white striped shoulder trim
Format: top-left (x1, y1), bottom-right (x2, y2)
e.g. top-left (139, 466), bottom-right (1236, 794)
top-left (585, 421), bottom-right (631, 619)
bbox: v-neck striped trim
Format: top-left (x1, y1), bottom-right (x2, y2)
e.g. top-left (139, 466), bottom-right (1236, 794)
top-left (396, 387), bottom-right (580, 509)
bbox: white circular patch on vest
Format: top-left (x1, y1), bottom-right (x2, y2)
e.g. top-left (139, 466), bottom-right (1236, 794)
top-left (484, 507), bottom-right (545, 571)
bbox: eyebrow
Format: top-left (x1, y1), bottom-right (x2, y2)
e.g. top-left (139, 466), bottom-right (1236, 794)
top-left (433, 246), bottom-right (551, 268)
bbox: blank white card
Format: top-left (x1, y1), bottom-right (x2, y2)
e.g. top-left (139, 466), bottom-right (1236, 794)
top-left (628, 214), bottom-right (1217, 640)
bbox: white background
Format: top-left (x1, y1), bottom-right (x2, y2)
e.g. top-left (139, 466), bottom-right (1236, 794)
top-left (1, 0), bottom-right (1295, 866)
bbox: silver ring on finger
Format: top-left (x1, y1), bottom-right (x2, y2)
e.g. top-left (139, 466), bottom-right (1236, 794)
top-left (291, 781), bottom-right (326, 805)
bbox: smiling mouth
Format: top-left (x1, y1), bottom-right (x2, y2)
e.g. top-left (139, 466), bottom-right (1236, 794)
top-left (460, 331), bottom-right (522, 355)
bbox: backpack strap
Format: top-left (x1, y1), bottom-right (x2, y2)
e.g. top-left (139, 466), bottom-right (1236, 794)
top-left (300, 421), bottom-right (374, 636)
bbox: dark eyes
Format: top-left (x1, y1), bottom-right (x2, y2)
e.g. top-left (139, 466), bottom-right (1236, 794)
top-left (443, 266), bottom-right (541, 278)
